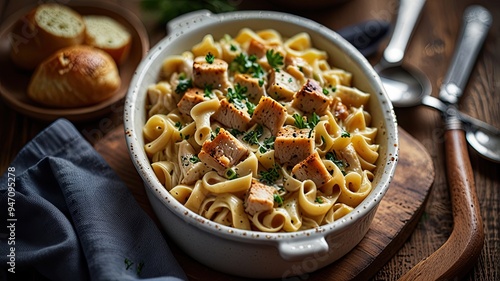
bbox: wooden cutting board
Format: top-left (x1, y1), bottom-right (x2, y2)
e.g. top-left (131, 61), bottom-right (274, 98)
top-left (94, 125), bottom-right (435, 281)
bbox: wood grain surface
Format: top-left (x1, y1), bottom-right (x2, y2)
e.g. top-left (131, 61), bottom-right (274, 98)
top-left (94, 125), bottom-right (434, 281)
top-left (1, 0), bottom-right (499, 280)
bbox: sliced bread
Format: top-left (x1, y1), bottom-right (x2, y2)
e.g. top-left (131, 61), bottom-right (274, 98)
top-left (83, 15), bottom-right (131, 65)
top-left (10, 3), bottom-right (85, 70)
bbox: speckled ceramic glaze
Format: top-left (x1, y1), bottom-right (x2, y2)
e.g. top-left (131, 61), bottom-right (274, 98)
top-left (124, 10), bottom-right (398, 279)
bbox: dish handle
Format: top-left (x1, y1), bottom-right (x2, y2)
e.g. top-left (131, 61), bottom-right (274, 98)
top-left (277, 237), bottom-right (329, 261)
top-left (166, 10), bottom-right (217, 34)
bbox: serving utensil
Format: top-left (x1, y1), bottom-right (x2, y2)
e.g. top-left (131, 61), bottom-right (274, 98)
top-left (399, 5), bottom-right (491, 280)
top-left (380, 0), bottom-right (499, 162)
top-left (374, 0), bottom-right (431, 108)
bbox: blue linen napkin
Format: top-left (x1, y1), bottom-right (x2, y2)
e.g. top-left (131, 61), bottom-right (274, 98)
top-left (0, 119), bottom-right (187, 281)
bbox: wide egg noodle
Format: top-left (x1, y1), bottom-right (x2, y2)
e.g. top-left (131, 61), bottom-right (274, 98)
top-left (143, 28), bottom-right (380, 233)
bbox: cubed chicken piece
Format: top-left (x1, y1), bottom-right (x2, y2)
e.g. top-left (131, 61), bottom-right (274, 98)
top-left (332, 97), bottom-right (349, 120)
top-left (178, 140), bottom-right (211, 185)
top-left (177, 87), bottom-right (205, 118)
top-left (192, 56), bottom-right (230, 90)
top-left (251, 96), bottom-right (287, 136)
top-left (247, 39), bottom-right (267, 58)
top-left (292, 152), bottom-right (332, 188)
top-left (198, 128), bottom-right (248, 176)
top-left (340, 143), bottom-right (362, 174)
top-left (244, 179), bottom-right (276, 216)
top-left (234, 74), bottom-right (265, 104)
top-left (292, 79), bottom-right (333, 115)
top-left (212, 98), bottom-right (251, 131)
top-left (274, 126), bottom-right (314, 167)
top-left (267, 69), bottom-right (299, 101)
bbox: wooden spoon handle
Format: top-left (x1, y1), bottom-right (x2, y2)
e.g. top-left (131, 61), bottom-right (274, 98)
top-left (399, 129), bottom-right (484, 280)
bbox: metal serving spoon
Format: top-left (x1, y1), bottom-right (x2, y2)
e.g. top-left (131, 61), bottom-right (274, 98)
top-left (389, 5), bottom-right (499, 163)
top-left (374, 0), bottom-right (431, 108)
top-left (376, 0), bottom-right (499, 162)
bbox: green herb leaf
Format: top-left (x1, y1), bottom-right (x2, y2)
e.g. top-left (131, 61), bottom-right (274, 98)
top-left (315, 197), bottom-right (324, 204)
top-left (326, 151), bottom-right (347, 174)
top-left (341, 130), bottom-right (351, 138)
top-left (259, 136), bottom-right (275, 154)
top-left (308, 112), bottom-right (320, 128)
top-left (259, 164), bottom-right (281, 185)
top-left (189, 155), bottom-right (200, 164)
top-left (243, 124), bottom-right (263, 145)
top-left (226, 168), bottom-right (238, 179)
top-left (230, 53), bottom-right (265, 79)
top-left (274, 194), bottom-right (284, 206)
top-left (205, 52), bottom-right (215, 64)
top-left (293, 113), bottom-right (307, 129)
top-left (175, 75), bottom-right (192, 94)
top-left (204, 85), bottom-right (213, 98)
top-left (266, 49), bottom-right (284, 69)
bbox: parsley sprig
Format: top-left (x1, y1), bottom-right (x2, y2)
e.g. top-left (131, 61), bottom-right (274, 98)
top-left (326, 151), bottom-right (347, 175)
top-left (205, 52), bottom-right (215, 64)
top-left (259, 164), bottom-right (281, 185)
top-left (292, 112), bottom-right (320, 130)
top-left (266, 49), bottom-right (284, 69)
top-left (227, 84), bottom-right (256, 115)
top-left (175, 73), bottom-right (192, 94)
top-left (230, 53), bottom-right (266, 81)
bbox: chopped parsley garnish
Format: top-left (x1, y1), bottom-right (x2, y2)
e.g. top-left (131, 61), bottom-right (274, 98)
top-left (174, 121), bottom-right (183, 130)
top-left (230, 44), bottom-right (238, 51)
top-left (259, 164), bottom-right (281, 185)
top-left (205, 52), bottom-right (215, 64)
top-left (204, 85), bottom-right (213, 98)
top-left (326, 151), bottom-right (347, 174)
top-left (189, 155), bottom-right (200, 164)
top-left (315, 197), bottom-right (324, 204)
top-left (227, 83), bottom-right (256, 115)
top-left (242, 124), bottom-right (263, 145)
top-left (293, 113), bottom-right (307, 129)
top-left (322, 88), bottom-right (330, 95)
top-left (309, 112), bottom-right (320, 128)
top-left (230, 53), bottom-right (265, 79)
top-left (210, 127), bottom-right (221, 140)
top-left (266, 49), bottom-right (284, 69)
top-left (230, 129), bottom-right (244, 137)
top-left (175, 73), bottom-right (192, 94)
top-left (226, 168), bottom-right (238, 179)
top-left (293, 113), bottom-right (320, 130)
top-left (274, 194), bottom-right (284, 206)
top-left (259, 136), bottom-right (275, 154)
top-left (341, 130), bottom-right (351, 138)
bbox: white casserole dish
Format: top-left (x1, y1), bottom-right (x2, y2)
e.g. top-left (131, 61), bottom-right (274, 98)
top-left (124, 10), bottom-right (398, 279)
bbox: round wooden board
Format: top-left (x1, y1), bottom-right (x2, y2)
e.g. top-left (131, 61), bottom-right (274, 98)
top-left (94, 126), bottom-right (435, 281)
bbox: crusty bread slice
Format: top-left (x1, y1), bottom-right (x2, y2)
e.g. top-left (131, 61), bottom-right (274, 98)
top-left (83, 15), bottom-right (131, 65)
top-left (35, 4), bottom-right (85, 40)
top-left (10, 3), bottom-right (85, 70)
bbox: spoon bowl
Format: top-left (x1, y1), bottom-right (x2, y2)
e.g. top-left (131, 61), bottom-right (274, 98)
top-left (466, 130), bottom-right (500, 163)
top-left (377, 65), bottom-right (431, 108)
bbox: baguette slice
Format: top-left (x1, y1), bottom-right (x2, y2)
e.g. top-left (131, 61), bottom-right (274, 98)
top-left (10, 3), bottom-right (85, 70)
top-left (28, 45), bottom-right (121, 108)
top-left (83, 15), bottom-right (131, 65)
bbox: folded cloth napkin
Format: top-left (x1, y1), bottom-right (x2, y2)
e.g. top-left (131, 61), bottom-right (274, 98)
top-left (0, 119), bottom-right (187, 281)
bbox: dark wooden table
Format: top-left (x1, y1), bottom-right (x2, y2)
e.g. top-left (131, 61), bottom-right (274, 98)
top-left (1, 0), bottom-right (499, 280)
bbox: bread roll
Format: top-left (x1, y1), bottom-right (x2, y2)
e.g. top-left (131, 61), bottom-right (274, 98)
top-left (10, 3), bottom-right (85, 70)
top-left (28, 45), bottom-right (121, 108)
top-left (83, 15), bottom-right (131, 65)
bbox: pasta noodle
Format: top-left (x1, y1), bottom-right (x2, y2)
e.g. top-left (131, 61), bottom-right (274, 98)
top-left (143, 28), bottom-right (380, 232)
